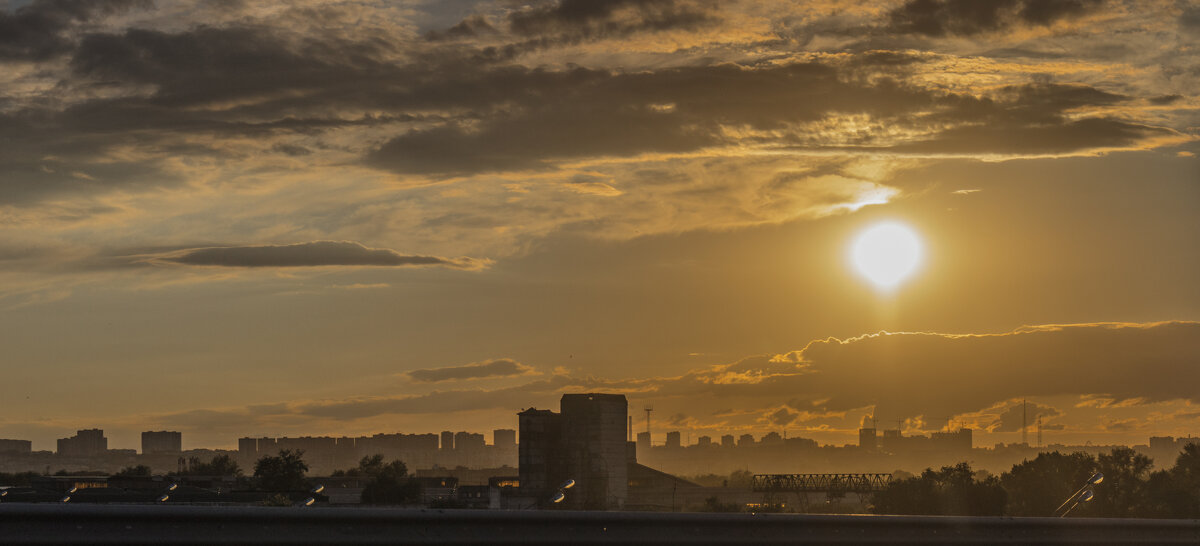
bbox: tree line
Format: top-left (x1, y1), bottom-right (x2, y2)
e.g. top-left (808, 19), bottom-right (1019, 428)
top-left (872, 445), bottom-right (1200, 518)
top-left (1, 449), bottom-right (422, 505)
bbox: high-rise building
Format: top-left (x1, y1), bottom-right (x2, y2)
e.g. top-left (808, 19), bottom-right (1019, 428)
top-left (441, 431), bottom-right (455, 451)
top-left (737, 433), bottom-right (755, 447)
top-left (635, 431), bottom-right (651, 454)
top-left (858, 427), bottom-right (877, 451)
top-left (455, 431), bottom-right (486, 453)
top-left (930, 428), bottom-right (973, 452)
top-left (720, 434), bottom-right (735, 447)
top-left (519, 393), bottom-right (629, 510)
top-left (57, 429), bottom-right (107, 457)
top-left (141, 431), bottom-right (182, 454)
top-left (665, 431), bottom-right (681, 449)
top-left (0, 439), bottom-right (31, 454)
top-left (493, 429), bottom-right (517, 450)
top-left (696, 435), bottom-right (712, 447)
top-left (518, 408), bottom-right (563, 504)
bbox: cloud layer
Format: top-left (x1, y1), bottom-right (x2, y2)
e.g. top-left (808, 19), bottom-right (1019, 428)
top-left (406, 358), bottom-right (535, 382)
top-left (126, 321), bottom-right (1200, 439)
top-left (154, 241), bottom-right (488, 270)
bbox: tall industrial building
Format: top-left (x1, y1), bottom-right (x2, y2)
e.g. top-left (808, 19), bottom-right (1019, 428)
top-left (57, 429), bottom-right (107, 457)
top-left (440, 431), bottom-right (455, 451)
top-left (519, 393), bottom-right (629, 510)
top-left (141, 431), bottom-right (182, 454)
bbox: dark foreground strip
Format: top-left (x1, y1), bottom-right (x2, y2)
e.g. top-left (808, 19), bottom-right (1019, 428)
top-left (1, 504), bottom-right (1198, 544)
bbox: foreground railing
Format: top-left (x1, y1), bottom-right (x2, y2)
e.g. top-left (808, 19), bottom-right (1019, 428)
top-left (1, 504), bottom-right (1198, 544)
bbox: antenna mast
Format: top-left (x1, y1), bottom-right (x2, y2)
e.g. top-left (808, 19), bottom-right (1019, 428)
top-left (1022, 399), bottom-right (1028, 446)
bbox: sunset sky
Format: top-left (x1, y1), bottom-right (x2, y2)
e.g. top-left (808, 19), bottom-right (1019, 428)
top-left (0, 0), bottom-right (1197, 452)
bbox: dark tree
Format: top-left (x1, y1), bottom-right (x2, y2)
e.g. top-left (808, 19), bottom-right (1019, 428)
top-left (1144, 443), bottom-right (1200, 518)
top-left (254, 449), bottom-right (309, 491)
top-left (1093, 447), bottom-right (1153, 518)
top-left (183, 454), bottom-right (241, 476)
top-left (0, 471), bottom-right (41, 486)
top-left (872, 462), bottom-right (1006, 516)
top-left (114, 464), bottom-right (152, 477)
top-left (1000, 451), bottom-right (1097, 516)
top-left (358, 455), bottom-right (421, 505)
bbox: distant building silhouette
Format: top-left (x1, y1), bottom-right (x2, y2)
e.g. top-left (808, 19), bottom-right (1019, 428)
top-left (859, 427), bottom-right (878, 451)
top-left (141, 431), bottom-right (181, 454)
top-left (455, 431), bottom-right (485, 453)
top-left (737, 433), bottom-right (755, 447)
top-left (237, 433), bottom-right (449, 474)
top-left (441, 431), bottom-right (454, 452)
top-left (0, 439), bottom-right (32, 454)
top-left (696, 435), bottom-right (712, 448)
top-left (636, 431), bottom-right (651, 453)
top-left (57, 429), bottom-right (107, 457)
top-left (519, 393), bottom-right (629, 510)
top-left (666, 431), bottom-right (681, 449)
top-left (721, 434), bottom-right (735, 448)
top-left (493, 429), bottom-right (516, 451)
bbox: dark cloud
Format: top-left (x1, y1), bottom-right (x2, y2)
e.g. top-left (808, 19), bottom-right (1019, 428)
top-left (70, 26), bottom-right (396, 113)
top-left (1103, 418), bottom-right (1139, 432)
top-left (0, 4), bottom-right (1173, 207)
top-left (0, 0), bottom-right (151, 61)
top-left (1149, 94), bottom-right (1183, 105)
top-left (887, 0), bottom-right (1105, 37)
top-left (271, 143), bottom-right (312, 156)
top-left (888, 83), bottom-right (1165, 155)
top-left (767, 407), bottom-right (800, 426)
top-left (130, 322), bottom-right (1200, 429)
top-left (507, 0), bottom-right (719, 38)
top-left (992, 401), bottom-right (1062, 432)
top-left (294, 377), bottom-right (577, 420)
top-left (407, 358), bottom-right (534, 382)
top-left (1179, 2), bottom-right (1200, 31)
top-left (666, 412), bottom-right (691, 426)
top-left (772, 322), bottom-right (1200, 423)
top-left (367, 62), bottom-right (934, 175)
top-left (426, 14), bottom-right (497, 40)
top-left (156, 241), bottom-right (489, 270)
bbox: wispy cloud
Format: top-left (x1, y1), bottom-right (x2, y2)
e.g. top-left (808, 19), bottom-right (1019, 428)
top-left (146, 241), bottom-right (490, 270)
top-left (405, 358), bottom-right (537, 383)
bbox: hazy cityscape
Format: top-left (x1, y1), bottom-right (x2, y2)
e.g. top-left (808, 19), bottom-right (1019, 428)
top-left (2, 393), bottom-right (1197, 511)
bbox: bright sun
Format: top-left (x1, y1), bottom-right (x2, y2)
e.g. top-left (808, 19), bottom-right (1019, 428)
top-left (851, 221), bottom-right (923, 290)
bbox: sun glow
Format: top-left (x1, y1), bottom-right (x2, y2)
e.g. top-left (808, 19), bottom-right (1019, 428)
top-left (851, 221), bottom-right (923, 291)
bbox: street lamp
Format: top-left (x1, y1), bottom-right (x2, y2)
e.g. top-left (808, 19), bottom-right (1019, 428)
top-left (1060, 490), bottom-right (1094, 517)
top-left (300, 484), bottom-right (324, 507)
top-left (549, 479), bottom-right (575, 505)
top-left (1054, 472), bottom-right (1103, 517)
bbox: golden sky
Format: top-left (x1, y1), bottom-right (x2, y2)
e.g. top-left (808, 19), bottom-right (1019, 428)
top-left (0, 0), bottom-right (1197, 451)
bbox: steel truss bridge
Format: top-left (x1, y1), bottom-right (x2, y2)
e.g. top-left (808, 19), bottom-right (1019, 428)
top-left (752, 473), bottom-right (892, 494)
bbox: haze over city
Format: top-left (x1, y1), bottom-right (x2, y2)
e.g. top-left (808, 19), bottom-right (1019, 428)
top-left (0, 0), bottom-right (1197, 457)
